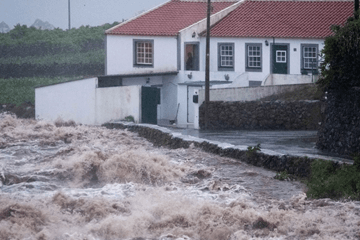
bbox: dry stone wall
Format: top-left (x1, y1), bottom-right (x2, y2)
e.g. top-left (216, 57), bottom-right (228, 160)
top-left (199, 100), bottom-right (321, 130)
top-left (317, 88), bottom-right (360, 156)
top-left (103, 122), bottom-right (319, 178)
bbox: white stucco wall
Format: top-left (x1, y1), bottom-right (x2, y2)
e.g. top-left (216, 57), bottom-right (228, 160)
top-left (159, 75), bottom-right (179, 121)
top-left (177, 36), bottom-right (324, 88)
top-left (122, 76), bottom-right (163, 86)
top-left (263, 74), bottom-right (319, 86)
top-left (198, 83), bottom-right (316, 103)
top-left (95, 85), bottom-right (141, 124)
top-left (176, 85), bottom-right (188, 127)
top-left (35, 78), bottom-right (97, 125)
top-left (106, 35), bottom-right (178, 75)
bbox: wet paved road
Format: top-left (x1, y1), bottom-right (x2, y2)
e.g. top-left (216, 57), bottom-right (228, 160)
top-left (167, 128), bottom-right (351, 163)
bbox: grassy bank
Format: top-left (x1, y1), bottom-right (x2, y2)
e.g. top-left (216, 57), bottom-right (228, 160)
top-left (0, 77), bottom-right (77, 105)
top-left (306, 157), bottom-right (360, 200)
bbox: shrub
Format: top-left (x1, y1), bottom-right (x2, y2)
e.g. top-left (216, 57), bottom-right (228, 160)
top-left (123, 116), bottom-right (135, 122)
top-left (306, 158), bottom-right (360, 200)
top-left (245, 143), bottom-right (261, 158)
top-left (274, 171), bottom-right (289, 181)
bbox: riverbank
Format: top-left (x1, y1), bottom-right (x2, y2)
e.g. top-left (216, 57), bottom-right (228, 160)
top-left (0, 102), bottom-right (35, 119)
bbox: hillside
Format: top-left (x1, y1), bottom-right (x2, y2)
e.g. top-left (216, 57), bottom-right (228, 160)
top-left (0, 22), bottom-right (119, 78)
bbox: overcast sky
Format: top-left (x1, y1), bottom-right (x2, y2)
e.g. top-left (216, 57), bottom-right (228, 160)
top-left (0, 0), bottom-right (167, 29)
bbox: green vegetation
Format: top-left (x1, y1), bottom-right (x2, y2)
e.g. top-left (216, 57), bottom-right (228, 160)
top-left (246, 143), bottom-right (261, 158)
top-left (0, 22), bottom-right (119, 79)
top-left (317, 12), bottom-right (360, 92)
top-left (0, 49), bottom-right (104, 65)
top-left (0, 77), bottom-right (73, 105)
top-left (0, 23), bottom-right (118, 52)
top-left (123, 116), bottom-right (135, 122)
top-left (0, 22), bottom-right (119, 105)
top-left (306, 156), bottom-right (360, 200)
top-left (274, 171), bottom-right (290, 181)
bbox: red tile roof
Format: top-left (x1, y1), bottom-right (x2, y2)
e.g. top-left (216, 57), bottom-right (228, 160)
top-left (106, 0), bottom-right (235, 36)
top-left (209, 0), bottom-right (354, 38)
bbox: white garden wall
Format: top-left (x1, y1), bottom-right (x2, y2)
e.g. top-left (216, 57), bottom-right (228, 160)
top-left (35, 78), bottom-right (97, 125)
top-left (95, 85), bottom-right (141, 124)
top-left (198, 83), bottom-right (316, 103)
top-left (36, 78), bottom-right (142, 125)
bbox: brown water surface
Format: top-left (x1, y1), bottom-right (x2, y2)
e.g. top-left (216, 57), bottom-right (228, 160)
top-left (0, 114), bottom-right (359, 239)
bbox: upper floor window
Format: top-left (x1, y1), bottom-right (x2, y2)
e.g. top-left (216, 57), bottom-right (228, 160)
top-left (246, 43), bottom-right (262, 72)
top-left (185, 43), bottom-right (199, 71)
top-left (134, 39), bottom-right (154, 67)
top-left (301, 44), bottom-right (318, 74)
top-left (218, 43), bottom-right (234, 71)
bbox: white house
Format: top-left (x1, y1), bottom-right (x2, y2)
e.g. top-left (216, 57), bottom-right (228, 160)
top-left (104, 0), bottom-right (353, 127)
top-left (35, 0), bottom-right (353, 127)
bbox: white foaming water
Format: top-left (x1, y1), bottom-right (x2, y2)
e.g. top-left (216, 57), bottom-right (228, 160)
top-left (0, 113), bottom-right (359, 240)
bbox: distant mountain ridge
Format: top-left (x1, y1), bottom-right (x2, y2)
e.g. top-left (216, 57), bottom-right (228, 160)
top-left (0, 21), bottom-right (10, 33)
top-left (31, 19), bottom-right (55, 30)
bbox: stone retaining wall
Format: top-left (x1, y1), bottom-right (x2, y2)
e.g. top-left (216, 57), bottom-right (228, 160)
top-left (103, 122), bottom-right (323, 178)
top-left (199, 100), bottom-right (321, 130)
top-left (317, 88), bottom-right (360, 156)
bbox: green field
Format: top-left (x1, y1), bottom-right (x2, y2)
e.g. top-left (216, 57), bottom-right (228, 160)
top-left (0, 77), bottom-right (78, 105)
top-left (0, 49), bottom-right (104, 65)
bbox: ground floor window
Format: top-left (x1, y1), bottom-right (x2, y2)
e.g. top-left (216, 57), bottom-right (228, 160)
top-left (218, 43), bottom-right (234, 71)
top-left (301, 44), bottom-right (318, 74)
top-left (246, 43), bottom-right (262, 72)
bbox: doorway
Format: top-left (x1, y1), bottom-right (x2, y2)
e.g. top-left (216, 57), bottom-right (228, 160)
top-left (187, 86), bottom-right (199, 123)
top-left (141, 86), bottom-right (160, 124)
top-left (272, 44), bottom-right (289, 74)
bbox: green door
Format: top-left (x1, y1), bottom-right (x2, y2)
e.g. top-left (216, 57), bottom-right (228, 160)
top-left (272, 45), bottom-right (288, 74)
top-left (141, 86), bottom-right (160, 124)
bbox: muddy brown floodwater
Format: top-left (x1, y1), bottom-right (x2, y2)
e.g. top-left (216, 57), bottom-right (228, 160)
top-left (0, 113), bottom-right (359, 240)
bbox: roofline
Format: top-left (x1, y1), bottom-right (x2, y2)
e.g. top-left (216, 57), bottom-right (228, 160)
top-left (203, 35), bottom-right (328, 39)
top-left (105, 33), bottom-right (179, 37)
top-left (105, 0), bottom-right (172, 35)
top-left (98, 71), bottom-right (179, 79)
top-left (178, 0), bottom-right (244, 34)
top-left (34, 76), bottom-right (98, 89)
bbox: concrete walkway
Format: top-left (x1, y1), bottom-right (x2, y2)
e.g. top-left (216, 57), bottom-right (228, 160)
top-left (166, 127), bottom-right (352, 163)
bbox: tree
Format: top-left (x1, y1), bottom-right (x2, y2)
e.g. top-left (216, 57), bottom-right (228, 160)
top-left (317, 11), bottom-right (360, 93)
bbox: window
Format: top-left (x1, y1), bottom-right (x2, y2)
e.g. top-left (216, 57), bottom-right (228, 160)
top-left (134, 39), bottom-right (154, 67)
top-left (185, 43), bottom-right (199, 71)
top-left (276, 50), bottom-right (286, 63)
top-left (303, 46), bottom-right (317, 69)
top-left (246, 43), bottom-right (262, 72)
top-left (301, 44), bottom-right (318, 74)
top-left (218, 43), bottom-right (234, 71)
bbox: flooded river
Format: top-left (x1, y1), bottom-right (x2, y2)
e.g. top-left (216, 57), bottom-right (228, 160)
top-left (0, 113), bottom-right (359, 239)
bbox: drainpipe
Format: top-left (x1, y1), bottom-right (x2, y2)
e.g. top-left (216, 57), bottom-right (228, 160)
top-left (355, 0), bottom-right (359, 19)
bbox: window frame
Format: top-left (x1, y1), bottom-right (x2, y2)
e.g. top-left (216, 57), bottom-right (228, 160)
top-left (184, 42), bottom-right (200, 71)
top-left (276, 50), bottom-right (287, 63)
top-left (301, 44), bottom-right (319, 74)
top-left (245, 43), bottom-right (262, 72)
top-left (218, 43), bottom-right (235, 71)
top-left (133, 39), bottom-right (154, 68)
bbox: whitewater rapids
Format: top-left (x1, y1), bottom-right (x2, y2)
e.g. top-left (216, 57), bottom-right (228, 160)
top-left (0, 113), bottom-right (359, 239)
